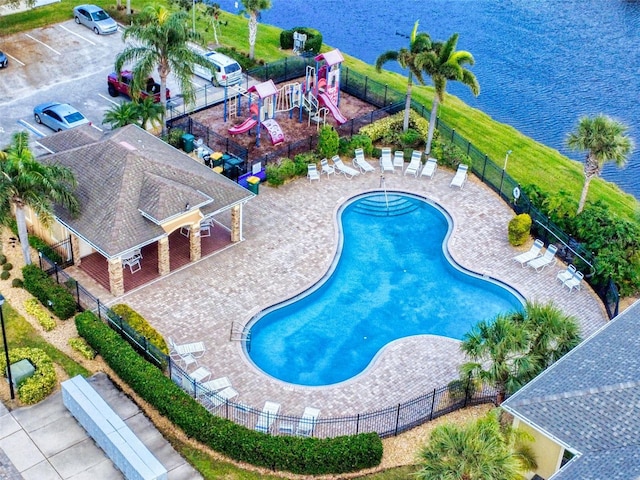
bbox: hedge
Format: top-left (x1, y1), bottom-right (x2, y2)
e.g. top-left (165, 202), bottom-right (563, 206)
top-left (279, 27), bottom-right (323, 54)
top-left (109, 304), bottom-right (169, 354)
top-left (0, 347), bottom-right (57, 404)
top-left (22, 264), bottom-right (77, 320)
top-left (75, 311), bottom-right (383, 474)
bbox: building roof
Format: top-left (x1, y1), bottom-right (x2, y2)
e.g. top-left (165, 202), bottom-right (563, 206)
top-left (37, 125), bottom-right (253, 258)
top-left (501, 301), bottom-right (640, 480)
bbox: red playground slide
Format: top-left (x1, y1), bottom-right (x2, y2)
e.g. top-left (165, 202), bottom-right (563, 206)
top-left (318, 92), bottom-right (348, 124)
top-left (228, 117), bottom-right (258, 135)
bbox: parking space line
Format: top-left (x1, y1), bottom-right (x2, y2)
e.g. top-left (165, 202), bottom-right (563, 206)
top-left (58, 25), bottom-right (96, 45)
top-left (24, 33), bottom-right (61, 55)
top-left (4, 52), bottom-right (25, 66)
top-left (91, 124), bottom-right (103, 132)
top-left (98, 93), bottom-right (119, 106)
top-left (17, 119), bottom-right (46, 138)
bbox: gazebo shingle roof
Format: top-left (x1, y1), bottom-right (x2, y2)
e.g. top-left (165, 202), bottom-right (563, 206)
top-left (38, 124), bottom-right (252, 257)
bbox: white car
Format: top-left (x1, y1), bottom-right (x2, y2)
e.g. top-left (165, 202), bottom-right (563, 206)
top-left (73, 4), bottom-right (118, 35)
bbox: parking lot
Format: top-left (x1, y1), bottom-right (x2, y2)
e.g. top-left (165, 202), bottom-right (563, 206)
top-left (0, 18), bottom-right (222, 148)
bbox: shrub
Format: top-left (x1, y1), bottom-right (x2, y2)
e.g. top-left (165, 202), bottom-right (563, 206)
top-left (109, 304), bottom-right (169, 354)
top-left (266, 163), bottom-right (285, 186)
top-left (0, 347), bottom-right (56, 404)
top-left (75, 311), bottom-right (383, 474)
top-left (69, 337), bottom-right (96, 360)
top-left (359, 109), bottom-right (428, 144)
top-left (24, 298), bottom-right (56, 331)
top-left (279, 27), bottom-right (323, 54)
top-left (0, 271), bottom-right (9, 280)
top-left (317, 125), bottom-right (339, 159)
top-left (2, 263), bottom-right (13, 271)
top-left (398, 128), bottom-right (422, 149)
top-left (22, 264), bottom-right (77, 320)
top-left (11, 278), bottom-right (23, 288)
top-left (508, 214), bottom-right (532, 246)
top-left (0, 254), bottom-right (6, 265)
top-left (216, 46), bottom-right (260, 72)
top-left (166, 127), bottom-right (185, 148)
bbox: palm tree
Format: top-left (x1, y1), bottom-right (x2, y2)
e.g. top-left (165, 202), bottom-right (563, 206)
top-left (375, 21), bottom-right (432, 133)
top-left (0, 132), bottom-right (79, 266)
top-left (136, 97), bottom-right (165, 130)
top-left (114, 4), bottom-right (209, 134)
top-left (416, 33), bottom-right (480, 155)
top-left (103, 102), bottom-right (141, 129)
top-left (239, 0), bottom-right (271, 60)
top-left (566, 114), bottom-right (634, 214)
top-left (416, 410), bottom-right (537, 480)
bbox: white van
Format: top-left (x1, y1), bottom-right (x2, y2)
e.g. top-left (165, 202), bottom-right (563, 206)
top-left (192, 50), bottom-right (243, 87)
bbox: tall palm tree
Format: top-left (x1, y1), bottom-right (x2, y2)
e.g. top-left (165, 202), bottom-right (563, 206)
top-left (239, 0), bottom-right (271, 60)
top-left (0, 132), bottom-right (79, 266)
top-left (375, 21), bottom-right (432, 132)
top-left (416, 33), bottom-right (480, 155)
top-left (416, 410), bottom-right (537, 480)
top-left (114, 4), bottom-right (209, 134)
top-left (566, 114), bottom-right (634, 214)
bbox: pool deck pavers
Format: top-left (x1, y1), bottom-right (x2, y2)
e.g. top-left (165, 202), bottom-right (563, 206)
top-left (68, 161), bottom-right (608, 417)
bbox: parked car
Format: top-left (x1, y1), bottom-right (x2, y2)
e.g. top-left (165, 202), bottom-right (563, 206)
top-left (73, 4), bottom-right (118, 35)
top-left (34, 102), bottom-right (90, 131)
top-left (107, 71), bottom-right (170, 103)
top-left (190, 48), bottom-right (243, 86)
top-left (0, 51), bottom-right (7, 69)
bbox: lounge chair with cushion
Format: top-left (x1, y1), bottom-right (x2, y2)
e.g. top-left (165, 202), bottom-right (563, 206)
top-left (556, 264), bottom-right (577, 284)
top-left (169, 337), bottom-right (206, 359)
top-left (320, 158), bottom-right (335, 178)
top-left (332, 156), bottom-right (360, 179)
top-left (393, 150), bottom-right (405, 172)
top-left (353, 148), bottom-right (376, 173)
top-left (420, 157), bottom-right (438, 179)
top-left (307, 163), bottom-right (320, 181)
top-left (296, 407), bottom-right (320, 437)
top-left (563, 271), bottom-right (584, 291)
top-left (404, 150), bottom-right (422, 177)
top-left (255, 401), bottom-right (281, 433)
top-left (528, 244), bottom-right (558, 272)
top-left (380, 148), bottom-right (394, 173)
top-left (513, 239), bottom-right (544, 267)
top-left (450, 164), bottom-right (468, 188)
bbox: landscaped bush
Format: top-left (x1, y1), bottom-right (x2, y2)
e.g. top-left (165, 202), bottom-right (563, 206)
top-left (75, 311), bottom-right (383, 474)
top-left (279, 27), bottom-right (322, 54)
top-left (0, 271), bottom-right (9, 280)
top-left (265, 156), bottom-right (311, 186)
top-left (339, 134), bottom-right (375, 157)
top-left (0, 347), bottom-right (56, 404)
top-left (21, 264), bottom-right (77, 320)
top-left (11, 278), bottom-right (23, 288)
top-left (0, 254), bottom-right (6, 265)
top-left (508, 214), bottom-right (532, 246)
top-left (266, 163), bottom-right (285, 186)
top-left (359, 109), bottom-right (429, 144)
top-left (8, 221), bottom-right (65, 264)
top-left (24, 298), bottom-right (56, 331)
top-left (317, 125), bottom-right (339, 159)
top-left (2, 263), bottom-right (13, 271)
top-left (68, 337), bottom-right (96, 360)
top-left (109, 304), bottom-right (169, 354)
top-left (166, 127), bottom-right (185, 148)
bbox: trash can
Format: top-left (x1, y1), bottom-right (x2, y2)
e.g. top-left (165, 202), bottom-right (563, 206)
top-left (181, 133), bottom-right (195, 153)
top-left (247, 176), bottom-right (260, 195)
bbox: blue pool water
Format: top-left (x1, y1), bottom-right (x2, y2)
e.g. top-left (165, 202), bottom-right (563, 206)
top-left (246, 193), bottom-right (523, 386)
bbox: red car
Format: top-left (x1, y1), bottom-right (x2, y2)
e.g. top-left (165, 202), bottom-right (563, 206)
top-left (107, 71), bottom-right (170, 103)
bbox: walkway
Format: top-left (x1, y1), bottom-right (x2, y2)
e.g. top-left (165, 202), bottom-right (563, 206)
top-left (68, 161), bottom-right (608, 418)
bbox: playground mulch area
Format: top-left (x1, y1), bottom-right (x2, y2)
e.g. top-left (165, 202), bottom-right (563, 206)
top-left (191, 87), bottom-right (376, 158)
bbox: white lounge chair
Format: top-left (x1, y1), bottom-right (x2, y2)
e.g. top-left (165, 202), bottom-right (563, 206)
top-left (513, 239), bottom-right (544, 267)
top-left (307, 163), bottom-right (320, 182)
top-left (557, 264), bottom-right (577, 284)
top-left (393, 150), bottom-right (404, 172)
top-left (203, 386), bottom-right (238, 410)
top-left (296, 407), bottom-right (320, 437)
top-left (169, 337), bottom-right (206, 359)
top-left (201, 376), bottom-right (231, 392)
top-left (199, 217), bottom-right (214, 237)
top-left (450, 164), bottom-right (468, 188)
top-left (528, 244), bottom-right (558, 272)
top-left (353, 148), bottom-right (375, 173)
top-left (380, 148), bottom-right (394, 173)
top-left (332, 156), bottom-right (360, 179)
top-left (255, 401), bottom-right (281, 433)
top-left (189, 366), bottom-right (211, 383)
top-left (563, 271), bottom-right (584, 291)
top-left (404, 150), bottom-right (422, 177)
top-left (420, 157), bottom-right (438, 179)
top-left (320, 158), bottom-right (335, 178)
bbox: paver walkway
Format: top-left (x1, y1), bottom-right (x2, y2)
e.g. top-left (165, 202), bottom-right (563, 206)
top-left (68, 161), bottom-right (607, 418)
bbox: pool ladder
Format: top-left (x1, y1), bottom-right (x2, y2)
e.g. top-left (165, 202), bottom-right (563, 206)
top-left (230, 322), bottom-right (251, 344)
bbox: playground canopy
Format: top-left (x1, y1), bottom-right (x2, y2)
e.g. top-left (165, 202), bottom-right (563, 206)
top-left (315, 49), bottom-right (344, 66)
top-left (248, 80), bottom-right (278, 99)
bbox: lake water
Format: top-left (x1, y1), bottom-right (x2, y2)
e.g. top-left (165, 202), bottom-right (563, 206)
top-left (219, 0), bottom-right (640, 200)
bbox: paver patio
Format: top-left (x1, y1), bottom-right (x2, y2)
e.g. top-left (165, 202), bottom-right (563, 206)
top-left (67, 160), bottom-right (608, 417)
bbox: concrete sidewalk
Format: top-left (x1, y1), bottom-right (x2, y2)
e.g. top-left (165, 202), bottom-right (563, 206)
top-left (0, 373), bottom-right (202, 480)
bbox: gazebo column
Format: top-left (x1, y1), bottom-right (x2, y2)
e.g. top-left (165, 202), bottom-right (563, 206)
top-left (158, 236), bottom-right (170, 275)
top-left (70, 234), bottom-right (82, 266)
top-left (231, 204), bottom-right (242, 242)
top-left (189, 224), bottom-right (201, 262)
top-left (108, 257), bottom-right (124, 297)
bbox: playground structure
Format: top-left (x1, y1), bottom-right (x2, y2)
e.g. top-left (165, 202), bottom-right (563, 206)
top-left (225, 49), bottom-right (348, 147)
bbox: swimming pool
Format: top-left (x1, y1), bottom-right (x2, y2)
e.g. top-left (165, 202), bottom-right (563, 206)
top-left (245, 192), bottom-right (524, 386)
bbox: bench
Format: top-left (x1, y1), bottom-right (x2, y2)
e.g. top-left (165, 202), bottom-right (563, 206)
top-left (62, 375), bottom-right (167, 480)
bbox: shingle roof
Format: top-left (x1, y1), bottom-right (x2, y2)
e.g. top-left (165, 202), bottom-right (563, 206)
top-left (38, 125), bottom-right (252, 257)
top-left (502, 301), bottom-right (640, 479)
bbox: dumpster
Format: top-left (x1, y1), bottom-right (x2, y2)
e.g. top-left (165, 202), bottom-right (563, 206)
top-left (247, 176), bottom-right (260, 195)
top-left (181, 133), bottom-right (195, 153)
